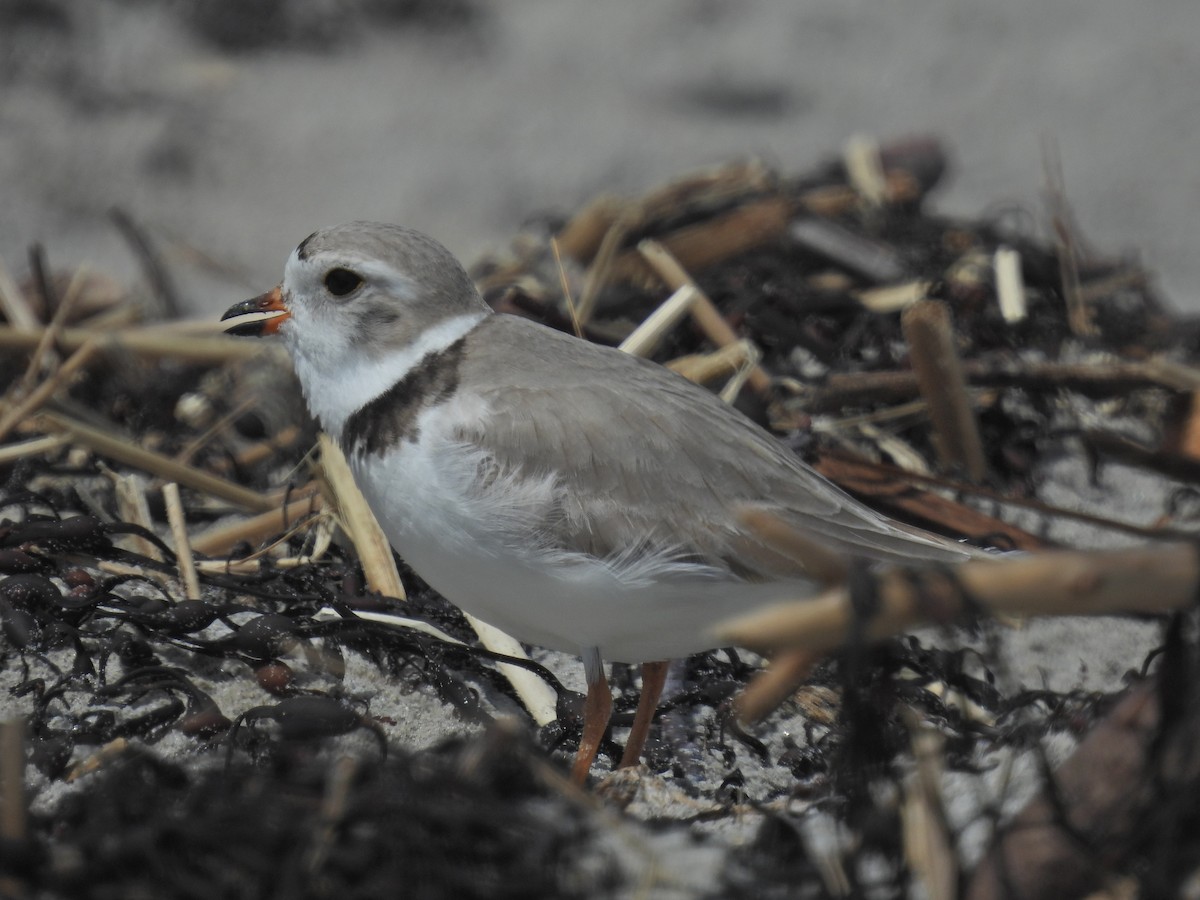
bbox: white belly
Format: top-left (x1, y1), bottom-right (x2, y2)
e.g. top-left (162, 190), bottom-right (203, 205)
top-left (348, 430), bottom-right (810, 663)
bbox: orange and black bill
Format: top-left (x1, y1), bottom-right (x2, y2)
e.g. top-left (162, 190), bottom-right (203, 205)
top-left (221, 285), bottom-right (289, 336)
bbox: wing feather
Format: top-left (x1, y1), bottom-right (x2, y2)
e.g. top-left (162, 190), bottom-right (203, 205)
top-left (453, 315), bottom-right (971, 580)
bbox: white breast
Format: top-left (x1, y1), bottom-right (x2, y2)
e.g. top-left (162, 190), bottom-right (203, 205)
top-left (291, 311), bottom-right (486, 440)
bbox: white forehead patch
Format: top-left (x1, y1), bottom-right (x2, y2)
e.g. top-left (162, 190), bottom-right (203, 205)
top-left (282, 244), bottom-right (418, 304)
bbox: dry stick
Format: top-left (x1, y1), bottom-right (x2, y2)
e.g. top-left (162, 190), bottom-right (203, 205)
top-left (574, 209), bottom-right (638, 326)
top-left (550, 237), bottom-right (583, 339)
top-left (313, 607), bottom-right (470, 657)
top-left (306, 756), bottom-right (359, 875)
top-left (0, 256), bottom-right (39, 331)
top-left (812, 454), bottom-right (1048, 551)
top-left (901, 709), bottom-right (958, 900)
top-left (634, 159), bottom-right (775, 223)
top-left (1077, 266), bottom-right (1147, 303)
top-left (17, 262), bottom-right (90, 396)
top-left (192, 492), bottom-right (324, 557)
top-left (667, 339), bottom-right (758, 387)
top-left (730, 507), bottom-right (849, 724)
top-left (174, 396), bottom-right (253, 465)
top-left (25, 244), bottom-right (54, 322)
top-left (163, 482), bottom-right (201, 600)
top-left (790, 219), bottom-right (911, 283)
top-left (0, 718), bottom-right (27, 900)
top-left (1055, 222), bottom-right (1092, 337)
top-left (1179, 390), bottom-right (1200, 463)
top-left (618, 284), bottom-right (698, 357)
top-left (289, 506), bottom-right (335, 562)
top-left (557, 160), bottom-right (779, 269)
top-left (637, 239), bottom-right (772, 394)
top-left (1024, 356), bottom-right (1200, 392)
top-left (111, 471), bottom-right (162, 561)
top-left (266, 504), bottom-right (333, 566)
top-left (993, 246), bottom-right (1028, 323)
top-left (798, 170), bottom-right (923, 218)
top-left (0, 339), bottom-right (100, 445)
top-left (1086, 428), bottom-right (1200, 489)
top-left (173, 396), bottom-right (255, 466)
top-left (40, 411), bottom-right (277, 512)
top-left (817, 395), bottom-right (953, 434)
top-left (718, 343), bottom-right (764, 405)
top-left (1043, 139), bottom-right (1096, 337)
top-left (551, 195), bottom-right (625, 266)
top-left (318, 435), bottom-right (405, 601)
top-left (799, 357), bottom-right (1200, 413)
top-left (462, 616), bottom-right (558, 728)
top-left (924, 679), bottom-right (995, 727)
top-left (843, 134), bottom-right (889, 208)
top-left (901, 300), bottom-right (988, 481)
top-left (731, 539), bottom-right (1193, 725)
top-left (109, 207), bottom-right (182, 318)
top-left (854, 280), bottom-right (929, 313)
top-left (716, 542), bottom-right (1200, 656)
top-left (612, 197), bottom-right (792, 285)
top-left (233, 425), bottom-right (302, 470)
top-left (0, 324), bottom-right (279, 364)
top-left (0, 434), bottom-right (68, 466)
top-left (65, 737), bottom-right (128, 782)
top-left (0, 718), bottom-right (26, 844)
top-left (855, 422), bottom-right (935, 478)
top-left (75, 300), bottom-right (141, 332)
top-left (151, 227), bottom-right (262, 285)
top-left (814, 450), bottom-right (1177, 544)
top-left (195, 558), bottom-right (306, 576)
top-left (733, 649), bottom-right (823, 725)
top-left (92, 559), bottom-right (168, 580)
top-left (197, 508), bottom-right (332, 574)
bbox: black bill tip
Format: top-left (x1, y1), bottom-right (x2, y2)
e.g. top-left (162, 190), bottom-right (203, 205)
top-left (221, 287), bottom-right (289, 337)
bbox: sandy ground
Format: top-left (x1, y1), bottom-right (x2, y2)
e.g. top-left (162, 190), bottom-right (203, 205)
top-left (2, 0), bottom-right (1199, 312)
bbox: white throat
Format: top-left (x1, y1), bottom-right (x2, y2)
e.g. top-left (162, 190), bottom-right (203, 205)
top-left (290, 311), bottom-right (487, 438)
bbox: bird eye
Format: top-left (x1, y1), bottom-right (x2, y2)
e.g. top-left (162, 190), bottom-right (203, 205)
top-left (323, 268), bottom-right (363, 297)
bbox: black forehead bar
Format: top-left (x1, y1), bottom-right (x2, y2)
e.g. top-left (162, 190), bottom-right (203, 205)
top-left (295, 231), bottom-right (319, 260)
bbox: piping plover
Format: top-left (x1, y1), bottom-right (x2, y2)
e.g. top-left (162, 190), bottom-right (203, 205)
top-left (223, 221), bottom-right (971, 782)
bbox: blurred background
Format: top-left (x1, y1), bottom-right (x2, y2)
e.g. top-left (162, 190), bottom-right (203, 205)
top-left (2, 0), bottom-right (1197, 313)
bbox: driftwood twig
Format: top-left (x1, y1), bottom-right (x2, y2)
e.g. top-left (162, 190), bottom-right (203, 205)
top-left (163, 482), bottom-right (201, 600)
top-left (901, 300), bottom-right (987, 481)
top-left (637, 239), bottom-right (772, 394)
top-left (717, 542), bottom-right (1199, 655)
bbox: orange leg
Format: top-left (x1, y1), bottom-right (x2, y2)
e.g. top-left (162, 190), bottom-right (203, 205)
top-left (618, 660), bottom-right (669, 769)
top-left (571, 652), bottom-right (612, 785)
